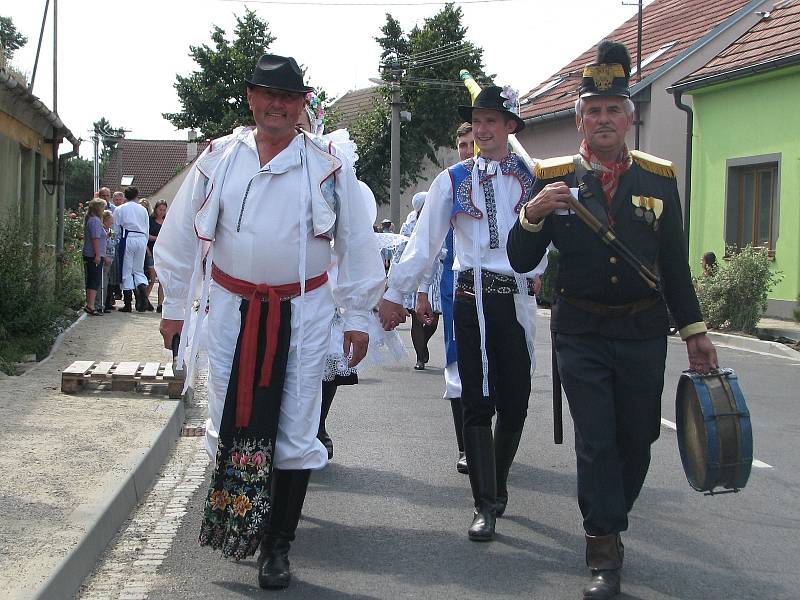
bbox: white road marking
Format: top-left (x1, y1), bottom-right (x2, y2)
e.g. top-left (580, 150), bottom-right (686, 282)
top-left (661, 418), bottom-right (773, 469)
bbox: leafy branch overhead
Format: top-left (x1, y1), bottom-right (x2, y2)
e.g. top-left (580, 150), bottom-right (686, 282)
top-left (351, 3), bottom-right (488, 200)
top-left (163, 9), bottom-right (276, 140)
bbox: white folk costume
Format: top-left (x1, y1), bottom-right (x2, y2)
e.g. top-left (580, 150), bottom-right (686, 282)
top-left (113, 200), bottom-right (149, 291)
top-left (385, 85), bottom-right (547, 542)
top-left (155, 126), bottom-right (384, 558)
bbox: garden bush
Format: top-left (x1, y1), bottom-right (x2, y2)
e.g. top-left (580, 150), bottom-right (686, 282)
top-left (695, 245), bottom-right (783, 334)
top-left (0, 214), bottom-right (84, 373)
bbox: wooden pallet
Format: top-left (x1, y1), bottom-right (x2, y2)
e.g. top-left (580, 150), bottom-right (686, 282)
top-left (61, 360), bottom-right (184, 399)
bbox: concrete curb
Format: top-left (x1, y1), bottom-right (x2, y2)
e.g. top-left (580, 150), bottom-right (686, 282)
top-left (31, 399), bottom-right (185, 600)
top-left (538, 307), bottom-right (800, 360)
top-left (706, 330), bottom-right (800, 360)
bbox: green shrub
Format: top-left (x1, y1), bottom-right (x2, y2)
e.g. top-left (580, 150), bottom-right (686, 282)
top-left (695, 245), bottom-right (783, 334)
top-left (0, 218), bottom-right (83, 373)
top-left (538, 248), bottom-right (560, 306)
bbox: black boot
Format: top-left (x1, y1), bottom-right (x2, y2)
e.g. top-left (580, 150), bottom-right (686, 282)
top-left (119, 290), bottom-right (133, 312)
top-left (135, 283), bottom-right (148, 312)
top-left (583, 533), bottom-right (623, 599)
top-left (449, 398), bottom-right (468, 474)
top-left (258, 469), bottom-right (311, 590)
top-left (494, 426), bottom-right (523, 517)
top-left (318, 381), bottom-right (336, 460)
top-left (464, 426), bottom-right (496, 541)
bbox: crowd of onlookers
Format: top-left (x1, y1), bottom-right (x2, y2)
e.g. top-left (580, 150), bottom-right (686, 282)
top-left (81, 186), bottom-right (168, 316)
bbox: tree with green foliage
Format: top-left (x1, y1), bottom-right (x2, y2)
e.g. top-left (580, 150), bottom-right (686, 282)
top-left (352, 3), bottom-right (487, 200)
top-left (64, 157), bottom-right (93, 209)
top-left (164, 9), bottom-right (276, 139)
top-left (0, 16), bottom-right (27, 62)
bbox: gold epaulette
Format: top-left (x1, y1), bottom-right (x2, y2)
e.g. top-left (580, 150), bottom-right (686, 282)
top-left (534, 155), bottom-right (575, 180)
top-left (630, 150), bottom-right (676, 179)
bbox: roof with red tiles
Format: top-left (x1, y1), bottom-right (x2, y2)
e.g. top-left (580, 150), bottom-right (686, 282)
top-left (329, 86), bottom-right (383, 129)
top-left (100, 138), bottom-right (209, 197)
top-left (520, 0), bottom-right (755, 121)
top-left (676, 0), bottom-right (800, 88)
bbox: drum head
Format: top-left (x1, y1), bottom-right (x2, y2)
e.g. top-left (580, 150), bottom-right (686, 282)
top-left (676, 375), bottom-right (709, 491)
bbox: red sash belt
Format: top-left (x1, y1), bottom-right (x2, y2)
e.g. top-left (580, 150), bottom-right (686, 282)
top-left (211, 264), bottom-right (329, 428)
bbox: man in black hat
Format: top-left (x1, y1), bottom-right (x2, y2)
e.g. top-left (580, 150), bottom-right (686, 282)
top-left (507, 40), bottom-right (718, 599)
top-left (155, 54), bottom-right (384, 590)
top-left (379, 85), bottom-right (547, 542)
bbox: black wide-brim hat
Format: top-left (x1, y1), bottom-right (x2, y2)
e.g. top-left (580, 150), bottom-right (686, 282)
top-left (246, 54), bottom-right (314, 94)
top-left (458, 86), bottom-right (525, 134)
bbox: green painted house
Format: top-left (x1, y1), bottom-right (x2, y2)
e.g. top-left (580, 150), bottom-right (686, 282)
top-left (671, 0), bottom-right (800, 318)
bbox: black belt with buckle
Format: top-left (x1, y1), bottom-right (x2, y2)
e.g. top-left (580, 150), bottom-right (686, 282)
top-left (456, 269), bottom-right (535, 296)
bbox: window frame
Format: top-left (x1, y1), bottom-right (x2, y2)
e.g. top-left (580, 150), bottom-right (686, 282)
top-left (724, 153), bottom-right (781, 257)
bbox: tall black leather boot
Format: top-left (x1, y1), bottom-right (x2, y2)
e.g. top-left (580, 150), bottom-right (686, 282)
top-left (449, 398), bottom-right (468, 474)
top-left (494, 426), bottom-right (523, 517)
top-left (119, 290), bottom-right (133, 312)
top-left (135, 283), bottom-right (148, 312)
top-left (583, 533), bottom-right (623, 599)
top-left (464, 426), bottom-right (496, 541)
top-left (258, 469), bottom-right (311, 590)
top-left (318, 381), bottom-right (336, 459)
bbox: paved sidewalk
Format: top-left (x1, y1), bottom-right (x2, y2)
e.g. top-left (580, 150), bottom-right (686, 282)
top-left (0, 306), bottom-right (184, 600)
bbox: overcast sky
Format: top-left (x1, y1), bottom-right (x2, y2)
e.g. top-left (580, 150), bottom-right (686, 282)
top-left (4, 0), bottom-right (650, 158)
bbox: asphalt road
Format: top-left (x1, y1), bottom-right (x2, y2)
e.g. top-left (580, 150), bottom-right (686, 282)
top-left (148, 315), bottom-right (800, 600)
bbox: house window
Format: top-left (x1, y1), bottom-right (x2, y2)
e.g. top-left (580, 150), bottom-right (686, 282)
top-left (727, 161), bottom-right (779, 252)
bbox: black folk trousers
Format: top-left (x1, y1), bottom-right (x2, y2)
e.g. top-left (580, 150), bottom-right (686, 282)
top-left (454, 293), bottom-right (531, 433)
top-left (555, 332), bottom-right (667, 536)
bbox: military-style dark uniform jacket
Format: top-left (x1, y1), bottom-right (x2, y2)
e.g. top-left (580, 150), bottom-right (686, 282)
top-left (507, 150), bottom-right (706, 341)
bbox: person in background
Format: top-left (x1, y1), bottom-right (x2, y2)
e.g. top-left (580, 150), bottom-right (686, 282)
top-left (701, 251), bottom-right (717, 277)
top-left (147, 199), bottom-right (168, 312)
top-left (95, 209), bottom-right (116, 313)
top-left (138, 198), bottom-right (155, 311)
top-left (114, 186), bottom-right (150, 312)
top-left (82, 198), bottom-right (107, 316)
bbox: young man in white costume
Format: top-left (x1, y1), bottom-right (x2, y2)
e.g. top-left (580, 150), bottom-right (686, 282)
top-left (113, 186), bottom-right (151, 312)
top-left (379, 86), bottom-right (548, 542)
top-left (155, 54), bottom-right (384, 590)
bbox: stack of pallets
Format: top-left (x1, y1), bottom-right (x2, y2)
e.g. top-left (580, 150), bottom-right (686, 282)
top-left (61, 360), bottom-right (184, 399)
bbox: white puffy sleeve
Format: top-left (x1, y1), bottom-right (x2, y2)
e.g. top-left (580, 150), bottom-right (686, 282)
top-left (384, 170), bottom-right (452, 304)
top-left (153, 158), bottom-right (209, 321)
top-left (331, 159), bottom-right (386, 334)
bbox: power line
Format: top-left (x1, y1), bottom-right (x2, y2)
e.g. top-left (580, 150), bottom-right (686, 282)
top-left (397, 40), bottom-right (464, 60)
top-left (407, 47), bottom-right (474, 67)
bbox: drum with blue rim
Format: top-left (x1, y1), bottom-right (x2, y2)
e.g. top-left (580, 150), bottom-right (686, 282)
top-left (676, 368), bottom-right (753, 494)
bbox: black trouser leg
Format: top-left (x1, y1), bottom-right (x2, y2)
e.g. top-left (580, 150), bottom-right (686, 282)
top-left (556, 333), bottom-right (666, 537)
top-left (410, 310), bottom-right (429, 364)
top-left (259, 469), bottom-right (311, 589)
top-left (449, 398), bottom-right (468, 474)
top-left (318, 381), bottom-right (337, 459)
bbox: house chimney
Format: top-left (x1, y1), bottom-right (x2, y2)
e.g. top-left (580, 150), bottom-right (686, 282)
top-left (187, 128), bottom-right (198, 162)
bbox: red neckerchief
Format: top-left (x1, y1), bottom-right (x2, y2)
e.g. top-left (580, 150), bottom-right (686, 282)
top-left (578, 139), bottom-right (632, 217)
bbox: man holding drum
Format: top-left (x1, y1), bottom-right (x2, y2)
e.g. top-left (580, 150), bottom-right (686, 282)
top-left (507, 40), bottom-right (717, 599)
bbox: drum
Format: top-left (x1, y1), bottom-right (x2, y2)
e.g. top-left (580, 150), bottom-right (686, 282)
top-left (675, 368), bottom-right (752, 493)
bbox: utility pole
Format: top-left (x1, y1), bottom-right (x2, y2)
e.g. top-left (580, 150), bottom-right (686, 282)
top-left (378, 61), bottom-right (405, 229)
top-left (390, 82), bottom-right (402, 228)
top-left (623, 0), bottom-right (644, 149)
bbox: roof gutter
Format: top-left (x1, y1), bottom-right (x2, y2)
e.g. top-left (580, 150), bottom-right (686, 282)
top-left (669, 89), bottom-right (693, 252)
top-left (668, 52), bottom-right (800, 93)
top-left (0, 68), bottom-right (79, 147)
